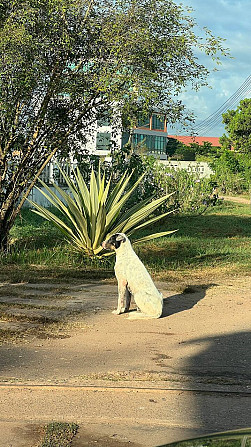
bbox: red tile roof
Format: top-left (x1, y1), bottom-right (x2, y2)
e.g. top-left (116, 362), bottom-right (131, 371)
top-left (168, 135), bottom-right (221, 147)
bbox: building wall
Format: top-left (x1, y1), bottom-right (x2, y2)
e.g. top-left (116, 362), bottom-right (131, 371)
top-left (84, 112), bottom-right (168, 156)
top-left (81, 122), bottom-right (123, 156)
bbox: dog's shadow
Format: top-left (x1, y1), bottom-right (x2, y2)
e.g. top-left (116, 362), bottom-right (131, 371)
top-left (162, 284), bottom-right (217, 318)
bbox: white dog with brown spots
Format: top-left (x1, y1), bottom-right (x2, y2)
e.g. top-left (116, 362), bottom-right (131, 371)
top-left (102, 233), bottom-right (163, 319)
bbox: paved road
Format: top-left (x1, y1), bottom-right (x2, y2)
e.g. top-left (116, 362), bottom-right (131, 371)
top-left (0, 278), bottom-right (250, 446)
top-left (1, 383), bottom-right (251, 447)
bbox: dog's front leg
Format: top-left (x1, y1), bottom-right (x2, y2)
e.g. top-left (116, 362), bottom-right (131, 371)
top-left (112, 278), bottom-right (128, 315)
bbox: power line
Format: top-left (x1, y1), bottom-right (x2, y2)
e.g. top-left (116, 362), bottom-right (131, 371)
top-left (195, 80), bottom-right (251, 134)
top-left (196, 89), bottom-right (251, 135)
top-left (195, 75), bottom-right (251, 129)
top-left (192, 74), bottom-right (251, 135)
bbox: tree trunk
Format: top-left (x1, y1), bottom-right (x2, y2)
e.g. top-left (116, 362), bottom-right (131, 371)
top-left (0, 221), bottom-right (10, 253)
top-left (0, 203), bottom-right (17, 253)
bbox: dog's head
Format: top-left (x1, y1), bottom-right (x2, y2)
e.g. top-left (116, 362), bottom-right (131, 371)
top-left (102, 233), bottom-right (127, 250)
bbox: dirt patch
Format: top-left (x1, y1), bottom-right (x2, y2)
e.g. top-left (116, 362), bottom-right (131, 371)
top-left (0, 281), bottom-right (115, 343)
top-left (222, 195), bottom-right (250, 205)
top-left (0, 422), bottom-right (43, 447)
top-left (0, 277), bottom-right (250, 385)
top-left (72, 427), bottom-right (141, 447)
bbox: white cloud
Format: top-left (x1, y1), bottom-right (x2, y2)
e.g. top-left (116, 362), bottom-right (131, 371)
top-left (172, 0), bottom-right (251, 136)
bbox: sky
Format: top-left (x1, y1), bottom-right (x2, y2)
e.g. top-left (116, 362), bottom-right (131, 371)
top-left (170, 0), bottom-right (251, 137)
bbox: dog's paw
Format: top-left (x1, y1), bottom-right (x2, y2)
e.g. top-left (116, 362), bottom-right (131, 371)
top-left (121, 307), bottom-right (129, 313)
top-left (112, 309), bottom-right (121, 315)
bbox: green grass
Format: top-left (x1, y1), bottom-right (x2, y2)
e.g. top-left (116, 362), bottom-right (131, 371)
top-left (40, 422), bottom-right (78, 447)
top-left (0, 201), bottom-right (250, 283)
top-left (136, 201), bottom-right (251, 280)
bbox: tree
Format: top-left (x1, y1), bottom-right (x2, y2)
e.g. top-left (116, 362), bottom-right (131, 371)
top-left (166, 138), bottom-right (185, 157)
top-left (0, 0), bottom-right (228, 251)
top-left (220, 98), bottom-right (251, 153)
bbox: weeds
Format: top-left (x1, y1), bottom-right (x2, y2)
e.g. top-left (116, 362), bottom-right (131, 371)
top-left (40, 422), bottom-right (78, 447)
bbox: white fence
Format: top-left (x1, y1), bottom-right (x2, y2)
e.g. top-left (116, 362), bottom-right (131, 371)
top-left (159, 160), bottom-right (213, 178)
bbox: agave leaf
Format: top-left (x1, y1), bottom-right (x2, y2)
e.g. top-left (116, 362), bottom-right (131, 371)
top-left (29, 201), bottom-right (75, 238)
top-left (74, 167), bottom-right (91, 216)
top-left (35, 181), bottom-right (70, 215)
top-left (101, 176), bottom-right (111, 206)
top-left (37, 175), bottom-right (83, 225)
top-left (44, 183), bottom-right (90, 246)
top-left (93, 203), bottom-right (106, 249)
top-left (89, 169), bottom-right (99, 243)
top-left (56, 164), bottom-right (83, 211)
top-left (96, 162), bottom-right (104, 192)
top-left (114, 196), bottom-right (153, 227)
top-left (90, 169), bottom-right (99, 215)
top-left (98, 173), bottom-right (105, 203)
top-left (94, 246), bottom-right (114, 257)
top-left (106, 173), bottom-right (145, 228)
top-left (105, 171), bottom-right (131, 209)
top-left (121, 193), bottom-right (175, 233)
top-left (104, 217), bottom-right (131, 238)
top-left (33, 182), bottom-right (92, 249)
top-left (132, 230), bottom-right (178, 246)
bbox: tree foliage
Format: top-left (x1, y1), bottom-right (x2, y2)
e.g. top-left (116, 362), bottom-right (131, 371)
top-left (166, 139), bottom-right (220, 161)
top-left (0, 0), bottom-right (228, 250)
top-left (220, 98), bottom-right (251, 153)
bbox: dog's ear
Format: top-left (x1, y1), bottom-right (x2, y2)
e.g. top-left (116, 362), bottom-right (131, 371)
top-left (115, 234), bottom-right (126, 243)
top-left (115, 233), bottom-right (126, 248)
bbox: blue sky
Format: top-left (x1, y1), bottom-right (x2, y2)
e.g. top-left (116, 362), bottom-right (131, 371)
top-left (170, 0), bottom-right (251, 137)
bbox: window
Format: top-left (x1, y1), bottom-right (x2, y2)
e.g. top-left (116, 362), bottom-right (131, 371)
top-left (96, 132), bottom-right (111, 151)
top-left (97, 111), bottom-right (112, 126)
top-left (122, 132), bottom-right (130, 148)
top-left (134, 134), bottom-right (166, 154)
top-left (134, 133), bottom-right (146, 145)
top-left (151, 136), bottom-right (166, 153)
top-left (151, 114), bottom-right (165, 130)
top-left (137, 113), bottom-right (165, 130)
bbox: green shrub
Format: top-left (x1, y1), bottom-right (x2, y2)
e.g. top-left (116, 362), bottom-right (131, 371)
top-left (147, 163), bottom-right (214, 214)
top-left (210, 150), bottom-right (250, 194)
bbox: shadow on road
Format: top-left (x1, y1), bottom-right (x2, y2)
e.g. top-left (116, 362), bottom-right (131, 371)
top-left (185, 330), bottom-right (251, 388)
top-left (162, 284), bottom-right (217, 318)
top-left (183, 330), bottom-right (251, 435)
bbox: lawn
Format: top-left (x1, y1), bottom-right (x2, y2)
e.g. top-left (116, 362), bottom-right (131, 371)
top-left (0, 201), bottom-right (250, 283)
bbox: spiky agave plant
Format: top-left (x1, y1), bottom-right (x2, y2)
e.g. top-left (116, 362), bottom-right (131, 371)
top-left (28, 165), bottom-right (176, 257)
